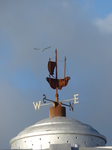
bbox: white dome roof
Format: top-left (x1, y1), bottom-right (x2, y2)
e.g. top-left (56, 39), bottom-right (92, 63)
top-left (10, 117), bottom-right (106, 149)
top-left (15, 117), bottom-right (105, 138)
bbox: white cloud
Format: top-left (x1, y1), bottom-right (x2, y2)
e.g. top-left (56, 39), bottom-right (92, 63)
top-left (95, 13), bottom-right (112, 34)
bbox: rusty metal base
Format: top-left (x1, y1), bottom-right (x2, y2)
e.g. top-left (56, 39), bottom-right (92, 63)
top-left (49, 106), bottom-right (66, 118)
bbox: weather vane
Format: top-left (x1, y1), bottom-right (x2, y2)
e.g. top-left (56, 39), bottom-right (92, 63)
top-left (33, 49), bottom-right (79, 116)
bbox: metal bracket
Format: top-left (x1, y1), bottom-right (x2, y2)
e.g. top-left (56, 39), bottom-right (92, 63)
top-left (33, 94), bottom-right (79, 111)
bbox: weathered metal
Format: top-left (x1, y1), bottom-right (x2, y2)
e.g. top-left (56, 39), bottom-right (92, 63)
top-left (46, 49), bottom-right (70, 103)
top-left (10, 49), bottom-right (107, 149)
top-left (10, 117), bottom-right (107, 149)
top-left (46, 76), bottom-right (71, 90)
top-left (49, 106), bottom-right (66, 118)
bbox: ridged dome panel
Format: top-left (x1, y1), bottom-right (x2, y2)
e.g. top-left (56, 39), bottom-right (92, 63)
top-left (10, 117), bottom-right (107, 149)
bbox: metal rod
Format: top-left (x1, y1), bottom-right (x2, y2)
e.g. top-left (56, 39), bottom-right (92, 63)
top-left (64, 56), bottom-right (66, 79)
top-left (55, 49), bottom-right (58, 103)
top-left (60, 98), bottom-right (74, 102)
top-left (61, 102), bottom-right (69, 107)
top-left (41, 102), bottom-right (53, 106)
top-left (45, 98), bottom-right (56, 103)
top-left (49, 58), bottom-right (51, 78)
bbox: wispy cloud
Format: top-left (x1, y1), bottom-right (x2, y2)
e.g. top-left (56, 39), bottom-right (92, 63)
top-left (95, 13), bottom-right (112, 34)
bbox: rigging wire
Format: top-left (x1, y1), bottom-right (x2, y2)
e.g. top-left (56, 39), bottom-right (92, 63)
top-left (57, 58), bottom-right (70, 78)
top-left (57, 59), bottom-right (64, 62)
top-left (51, 56), bottom-right (55, 60)
top-left (49, 55), bottom-right (70, 78)
top-left (66, 62), bottom-right (70, 76)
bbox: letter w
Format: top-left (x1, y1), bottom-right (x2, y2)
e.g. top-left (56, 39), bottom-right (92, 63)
top-left (33, 101), bottom-right (41, 110)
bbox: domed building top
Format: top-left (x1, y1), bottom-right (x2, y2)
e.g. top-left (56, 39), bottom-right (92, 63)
top-left (10, 117), bottom-right (106, 149)
top-left (10, 50), bottom-right (107, 149)
top-left (14, 117), bottom-right (105, 139)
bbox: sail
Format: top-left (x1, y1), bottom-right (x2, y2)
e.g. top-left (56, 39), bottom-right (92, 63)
top-left (58, 76), bottom-right (71, 90)
top-left (46, 76), bottom-right (70, 90)
top-left (48, 61), bottom-right (56, 76)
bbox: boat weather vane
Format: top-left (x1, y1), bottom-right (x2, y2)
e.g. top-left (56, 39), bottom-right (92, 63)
top-left (33, 49), bottom-right (79, 116)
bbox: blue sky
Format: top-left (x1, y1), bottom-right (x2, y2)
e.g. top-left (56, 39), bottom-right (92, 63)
top-left (79, 0), bottom-right (112, 18)
top-left (0, 0), bottom-right (112, 148)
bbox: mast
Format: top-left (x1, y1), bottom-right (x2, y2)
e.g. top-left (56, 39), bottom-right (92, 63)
top-left (55, 49), bottom-right (58, 103)
top-left (49, 58), bottom-right (51, 79)
top-left (46, 49), bottom-right (70, 117)
top-left (46, 49), bottom-right (70, 101)
top-left (64, 56), bottom-right (66, 79)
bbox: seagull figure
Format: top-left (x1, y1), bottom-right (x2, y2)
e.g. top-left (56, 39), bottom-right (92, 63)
top-left (34, 46), bottom-right (51, 52)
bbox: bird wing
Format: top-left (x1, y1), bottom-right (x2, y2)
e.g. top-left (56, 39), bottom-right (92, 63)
top-left (42, 46), bottom-right (51, 51)
top-left (34, 48), bottom-right (41, 50)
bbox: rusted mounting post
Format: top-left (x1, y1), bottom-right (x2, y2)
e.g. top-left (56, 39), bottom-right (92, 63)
top-left (55, 93), bottom-right (58, 103)
top-left (49, 106), bottom-right (66, 118)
